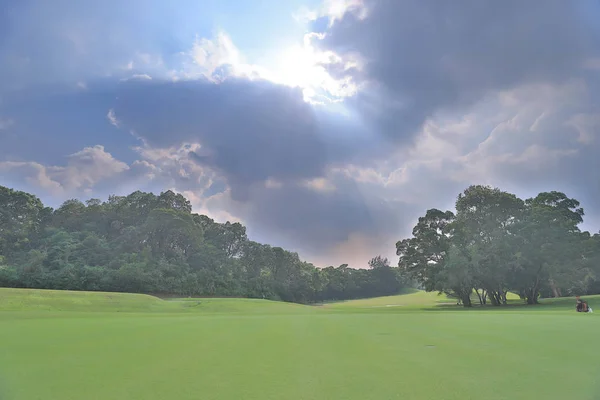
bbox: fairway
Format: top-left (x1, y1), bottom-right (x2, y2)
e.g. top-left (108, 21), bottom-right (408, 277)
top-left (1, 289), bottom-right (600, 400)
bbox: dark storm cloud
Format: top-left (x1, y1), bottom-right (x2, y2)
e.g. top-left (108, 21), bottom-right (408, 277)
top-left (113, 78), bottom-right (368, 201)
top-left (0, 83), bottom-right (139, 165)
top-left (321, 0), bottom-right (600, 142)
top-left (243, 177), bottom-right (415, 257)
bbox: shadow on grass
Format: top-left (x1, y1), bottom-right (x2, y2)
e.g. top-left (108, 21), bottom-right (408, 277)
top-left (420, 296), bottom-right (595, 313)
top-left (314, 287), bottom-right (421, 306)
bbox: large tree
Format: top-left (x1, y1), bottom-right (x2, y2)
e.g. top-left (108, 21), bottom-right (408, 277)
top-left (454, 185), bottom-right (525, 305)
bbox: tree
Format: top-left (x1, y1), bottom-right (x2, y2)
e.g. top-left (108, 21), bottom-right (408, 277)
top-left (510, 192), bottom-right (584, 303)
top-left (143, 208), bottom-right (202, 259)
top-left (437, 244), bottom-right (475, 307)
top-left (0, 186), bottom-right (50, 257)
top-left (454, 185), bottom-right (525, 305)
top-left (396, 209), bottom-right (455, 292)
top-left (368, 255), bottom-right (391, 269)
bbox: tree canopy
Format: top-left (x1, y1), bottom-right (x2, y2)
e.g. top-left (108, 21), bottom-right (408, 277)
top-left (3, 184), bottom-right (598, 307)
top-left (0, 185), bottom-right (405, 303)
top-left (397, 185), bottom-right (599, 306)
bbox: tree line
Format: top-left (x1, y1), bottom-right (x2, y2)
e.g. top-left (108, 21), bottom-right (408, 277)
top-left (0, 185), bottom-right (404, 303)
top-left (397, 185), bottom-right (600, 307)
top-left (3, 184), bottom-right (597, 307)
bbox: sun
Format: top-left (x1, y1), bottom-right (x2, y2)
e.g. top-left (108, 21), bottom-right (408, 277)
top-left (188, 31), bottom-right (357, 104)
top-left (275, 45), bottom-right (320, 88)
top-left (268, 37), bottom-right (357, 104)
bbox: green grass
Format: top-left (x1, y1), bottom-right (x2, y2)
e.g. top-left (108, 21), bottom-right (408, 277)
top-left (2, 288), bottom-right (600, 400)
top-left (323, 288), bottom-right (455, 309)
top-left (324, 289), bottom-right (522, 311)
top-left (0, 288), bottom-right (312, 314)
top-left (0, 288), bottom-right (174, 312)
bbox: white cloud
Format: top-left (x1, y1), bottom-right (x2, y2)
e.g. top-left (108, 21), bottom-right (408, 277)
top-left (191, 32), bottom-right (245, 78)
top-left (296, 0), bottom-right (368, 26)
top-left (106, 108), bottom-right (119, 127)
top-left (132, 142), bottom-right (218, 195)
top-left (176, 188), bottom-right (245, 224)
top-left (183, 31), bottom-right (359, 104)
top-left (269, 32), bottom-right (362, 101)
top-left (62, 145), bottom-right (129, 185)
top-left (264, 178), bottom-right (283, 189)
top-left (0, 145), bottom-right (129, 195)
top-left (184, 32), bottom-right (271, 83)
top-left (301, 177), bottom-right (336, 193)
top-left (0, 161), bottom-right (63, 194)
top-left (120, 74), bottom-right (152, 82)
top-left (292, 6), bottom-right (319, 24)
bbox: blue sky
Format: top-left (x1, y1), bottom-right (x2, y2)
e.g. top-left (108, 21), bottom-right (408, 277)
top-left (1, 0), bottom-right (600, 267)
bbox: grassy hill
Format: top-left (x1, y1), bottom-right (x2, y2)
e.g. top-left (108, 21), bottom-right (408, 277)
top-left (0, 288), bottom-right (313, 314)
top-left (2, 287), bottom-right (594, 314)
top-left (0, 288), bottom-right (171, 312)
top-left (2, 287), bottom-right (600, 400)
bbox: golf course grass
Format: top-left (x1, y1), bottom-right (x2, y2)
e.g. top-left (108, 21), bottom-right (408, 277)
top-left (1, 288), bottom-right (599, 400)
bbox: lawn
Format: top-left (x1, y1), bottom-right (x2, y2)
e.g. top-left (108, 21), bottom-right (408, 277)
top-left (1, 289), bottom-right (599, 400)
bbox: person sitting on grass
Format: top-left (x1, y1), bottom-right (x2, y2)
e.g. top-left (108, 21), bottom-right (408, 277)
top-left (576, 296), bottom-right (593, 313)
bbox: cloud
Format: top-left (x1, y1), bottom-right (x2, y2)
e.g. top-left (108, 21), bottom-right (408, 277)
top-left (297, 0), bottom-right (368, 27)
top-left (1, 0), bottom-right (600, 268)
top-left (106, 109), bottom-right (119, 127)
top-left (112, 78), bottom-right (335, 201)
top-left (317, 0), bottom-right (600, 143)
top-left (0, 85), bottom-right (139, 166)
top-left (182, 31), bottom-right (358, 104)
top-left (131, 142), bottom-right (218, 195)
top-left (237, 173), bottom-right (416, 265)
top-left (188, 32), bottom-right (258, 81)
top-left (301, 177), bottom-right (336, 193)
top-left (120, 74), bottom-right (153, 82)
top-left (177, 188), bottom-right (245, 226)
top-left (0, 0), bottom-right (205, 92)
top-left (0, 145), bottom-right (129, 196)
top-left (347, 78), bottom-right (600, 231)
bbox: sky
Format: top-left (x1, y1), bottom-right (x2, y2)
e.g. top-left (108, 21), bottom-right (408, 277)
top-left (1, 0), bottom-right (600, 268)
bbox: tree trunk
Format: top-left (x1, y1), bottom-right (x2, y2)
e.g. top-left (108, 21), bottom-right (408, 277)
top-left (550, 279), bottom-right (560, 298)
top-left (526, 267), bottom-right (543, 305)
top-left (462, 294), bottom-right (472, 307)
top-left (475, 289), bottom-right (483, 305)
top-left (489, 291), bottom-right (501, 306)
top-left (526, 286), bottom-right (539, 305)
